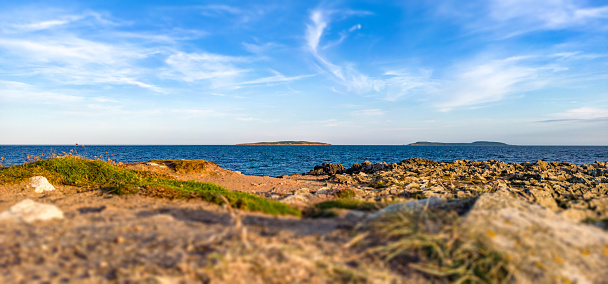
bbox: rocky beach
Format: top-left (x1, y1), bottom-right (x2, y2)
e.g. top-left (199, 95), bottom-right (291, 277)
top-left (1, 157), bottom-right (607, 283)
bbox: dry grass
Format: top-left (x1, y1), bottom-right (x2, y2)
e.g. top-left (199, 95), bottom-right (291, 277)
top-left (202, 204), bottom-right (401, 284)
top-left (351, 209), bottom-right (512, 283)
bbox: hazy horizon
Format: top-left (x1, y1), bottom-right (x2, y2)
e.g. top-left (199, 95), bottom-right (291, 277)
top-left (1, 1), bottom-right (607, 145)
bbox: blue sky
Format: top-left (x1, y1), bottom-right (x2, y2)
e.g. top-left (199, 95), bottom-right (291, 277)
top-left (0, 0), bottom-right (606, 145)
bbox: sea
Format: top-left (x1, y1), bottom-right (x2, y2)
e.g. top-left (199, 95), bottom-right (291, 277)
top-left (0, 145), bottom-right (607, 177)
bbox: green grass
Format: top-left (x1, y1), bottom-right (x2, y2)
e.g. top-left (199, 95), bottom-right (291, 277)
top-left (0, 157), bottom-right (300, 216)
top-left (353, 209), bottom-right (511, 283)
top-left (315, 199), bottom-right (381, 211)
top-left (335, 188), bottom-right (357, 198)
top-left (304, 199), bottom-right (385, 218)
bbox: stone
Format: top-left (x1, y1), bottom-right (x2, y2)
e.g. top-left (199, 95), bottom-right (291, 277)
top-left (560, 208), bottom-right (594, 221)
top-left (0, 199), bottom-right (64, 223)
top-left (528, 188), bottom-right (559, 211)
top-left (27, 176), bottom-right (55, 193)
top-left (464, 193), bottom-right (608, 284)
top-left (280, 195), bottom-right (310, 204)
top-left (367, 197), bottom-right (446, 220)
top-left (314, 187), bottom-right (331, 195)
top-left (307, 163), bottom-right (345, 175)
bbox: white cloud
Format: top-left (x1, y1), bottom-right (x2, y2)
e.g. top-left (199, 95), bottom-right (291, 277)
top-left (489, 0), bottom-right (608, 29)
top-left (164, 52), bottom-right (249, 82)
top-left (556, 107), bottom-right (608, 120)
top-left (305, 9), bottom-right (374, 94)
top-left (351, 109), bottom-right (385, 116)
top-left (0, 12), bottom-right (163, 92)
top-left (0, 80), bottom-right (85, 103)
top-left (238, 70), bottom-right (314, 86)
top-left (433, 56), bottom-right (563, 111)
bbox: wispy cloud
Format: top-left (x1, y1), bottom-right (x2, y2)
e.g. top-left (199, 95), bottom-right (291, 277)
top-left (351, 109), bottom-right (385, 116)
top-left (0, 11), bottom-right (163, 92)
top-left (433, 56), bottom-right (565, 111)
top-left (305, 9), bottom-right (374, 94)
top-left (164, 52), bottom-right (249, 82)
top-left (540, 107), bottom-right (608, 123)
top-left (447, 0), bottom-right (608, 38)
top-left (239, 70), bottom-right (314, 86)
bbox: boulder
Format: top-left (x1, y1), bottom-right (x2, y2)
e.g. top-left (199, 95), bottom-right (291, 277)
top-left (464, 193), bottom-right (608, 283)
top-left (27, 176), bottom-right (55, 193)
top-left (306, 163), bottom-right (345, 175)
top-left (528, 188), bottom-right (559, 211)
top-left (0, 199), bottom-right (64, 223)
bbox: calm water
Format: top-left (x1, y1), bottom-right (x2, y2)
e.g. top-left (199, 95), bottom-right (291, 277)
top-left (0, 145), bottom-right (607, 177)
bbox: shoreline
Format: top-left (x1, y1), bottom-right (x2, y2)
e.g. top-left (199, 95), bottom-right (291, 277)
top-left (1, 157), bottom-right (607, 282)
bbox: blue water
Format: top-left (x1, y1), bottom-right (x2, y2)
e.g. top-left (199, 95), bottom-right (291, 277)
top-left (0, 145), bottom-right (607, 177)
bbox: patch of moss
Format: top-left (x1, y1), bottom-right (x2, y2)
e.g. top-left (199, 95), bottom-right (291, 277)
top-left (304, 199), bottom-right (384, 218)
top-left (0, 157), bottom-right (300, 216)
top-left (371, 181), bottom-right (391, 189)
top-left (335, 188), bottom-right (357, 198)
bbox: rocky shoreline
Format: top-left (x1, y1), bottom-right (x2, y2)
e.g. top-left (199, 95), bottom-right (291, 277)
top-left (297, 158), bottom-right (608, 222)
top-left (1, 157), bottom-right (607, 283)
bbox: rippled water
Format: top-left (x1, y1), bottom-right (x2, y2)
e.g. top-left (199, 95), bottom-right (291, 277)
top-left (1, 145), bottom-right (607, 177)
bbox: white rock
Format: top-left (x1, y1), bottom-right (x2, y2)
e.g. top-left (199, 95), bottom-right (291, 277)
top-left (280, 195), bottom-right (310, 204)
top-left (27, 176), bottom-right (55, 193)
top-left (0, 199), bottom-right (64, 223)
top-left (464, 193), bottom-right (608, 283)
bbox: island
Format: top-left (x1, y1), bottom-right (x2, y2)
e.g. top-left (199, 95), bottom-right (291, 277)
top-left (408, 141), bottom-right (509, 146)
top-left (237, 141), bottom-right (331, 145)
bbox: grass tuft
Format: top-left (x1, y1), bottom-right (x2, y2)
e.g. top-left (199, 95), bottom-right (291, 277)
top-left (0, 157), bottom-right (300, 216)
top-left (352, 209), bottom-right (511, 283)
top-left (335, 188), bottom-right (356, 198)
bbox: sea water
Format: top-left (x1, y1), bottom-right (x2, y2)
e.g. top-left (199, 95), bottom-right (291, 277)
top-left (0, 145), bottom-right (606, 177)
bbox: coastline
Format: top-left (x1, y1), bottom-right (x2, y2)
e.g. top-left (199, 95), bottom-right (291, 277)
top-left (1, 157), bottom-right (607, 282)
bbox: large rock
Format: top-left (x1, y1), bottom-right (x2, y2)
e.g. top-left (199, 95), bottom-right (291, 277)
top-left (27, 176), bottom-right (55, 193)
top-left (0, 199), bottom-right (64, 223)
top-left (307, 163), bottom-right (345, 175)
top-left (464, 193), bottom-right (608, 283)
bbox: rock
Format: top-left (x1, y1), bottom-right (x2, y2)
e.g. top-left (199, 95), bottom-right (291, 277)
top-left (280, 195), bottom-right (310, 204)
top-left (464, 193), bottom-right (608, 284)
top-left (529, 188), bottom-right (559, 211)
top-left (314, 187), bottom-right (332, 195)
top-left (331, 174), bottom-right (353, 184)
top-left (560, 208), bottom-right (594, 221)
top-left (367, 197), bottom-right (446, 220)
top-left (27, 176), bottom-right (55, 193)
top-left (307, 163), bottom-right (345, 175)
top-left (295, 188), bottom-right (311, 195)
top-left (0, 199), bottom-right (64, 223)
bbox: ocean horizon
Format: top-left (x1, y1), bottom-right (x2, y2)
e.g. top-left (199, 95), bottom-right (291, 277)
top-left (2, 145), bottom-right (607, 177)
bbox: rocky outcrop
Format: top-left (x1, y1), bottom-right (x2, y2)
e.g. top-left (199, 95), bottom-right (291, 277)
top-left (27, 176), bottom-right (55, 193)
top-left (305, 159), bottom-right (608, 221)
top-left (464, 192), bottom-right (608, 283)
top-left (0, 199), bottom-right (64, 223)
top-left (306, 163), bottom-right (345, 175)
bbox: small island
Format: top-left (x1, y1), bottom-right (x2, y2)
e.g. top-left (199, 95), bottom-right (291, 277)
top-left (408, 141), bottom-right (509, 146)
top-left (237, 141), bottom-right (331, 145)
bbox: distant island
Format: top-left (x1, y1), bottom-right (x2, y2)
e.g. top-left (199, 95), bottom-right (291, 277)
top-left (237, 141), bottom-right (331, 145)
top-left (408, 141), bottom-right (509, 146)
